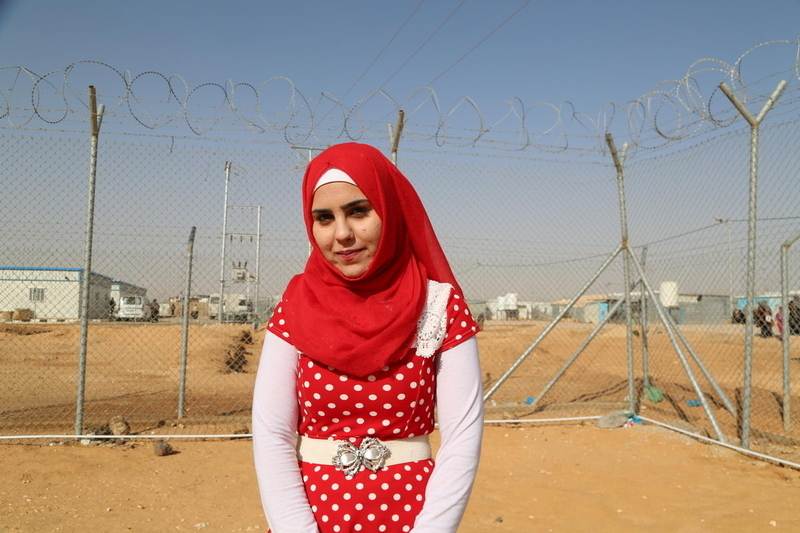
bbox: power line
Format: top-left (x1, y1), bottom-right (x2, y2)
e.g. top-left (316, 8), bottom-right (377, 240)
top-left (425, 0), bottom-right (534, 87)
top-left (336, 0), bottom-right (428, 105)
top-left (374, 0), bottom-right (468, 91)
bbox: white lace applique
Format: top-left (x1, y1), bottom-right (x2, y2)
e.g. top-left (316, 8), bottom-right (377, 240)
top-left (413, 280), bottom-right (452, 358)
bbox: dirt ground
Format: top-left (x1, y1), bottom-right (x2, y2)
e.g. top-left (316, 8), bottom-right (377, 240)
top-left (2, 423), bottom-right (800, 532)
top-left (2, 320), bottom-right (800, 531)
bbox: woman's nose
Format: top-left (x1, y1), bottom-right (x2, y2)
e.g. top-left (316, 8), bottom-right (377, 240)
top-left (334, 218), bottom-right (354, 242)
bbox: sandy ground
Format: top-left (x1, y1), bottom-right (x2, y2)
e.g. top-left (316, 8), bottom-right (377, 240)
top-left (3, 320), bottom-right (800, 532)
top-left (2, 423), bottom-right (800, 533)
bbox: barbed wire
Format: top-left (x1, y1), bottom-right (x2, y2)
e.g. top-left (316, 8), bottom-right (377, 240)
top-left (0, 39), bottom-right (798, 158)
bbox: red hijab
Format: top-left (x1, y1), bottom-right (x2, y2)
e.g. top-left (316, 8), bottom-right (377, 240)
top-left (282, 142), bottom-right (460, 377)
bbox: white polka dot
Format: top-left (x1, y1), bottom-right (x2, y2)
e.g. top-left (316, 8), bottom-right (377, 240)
top-left (340, 394), bottom-right (349, 400)
top-left (282, 332), bottom-right (290, 338)
top-left (321, 515), bottom-right (329, 522)
top-left (404, 465), bottom-right (412, 471)
top-left (382, 384), bottom-right (392, 391)
top-left (381, 483), bottom-right (390, 490)
top-left (392, 428), bottom-right (401, 434)
top-left (302, 475), bottom-right (309, 482)
top-left (331, 503), bottom-right (339, 511)
top-left (368, 514), bottom-right (376, 521)
top-left (454, 304), bottom-right (459, 311)
top-left (307, 361), bottom-right (314, 368)
top-left (404, 504), bottom-right (412, 511)
top-left (454, 294), bottom-right (461, 299)
top-left (406, 362), bottom-right (414, 369)
top-left (327, 403), bottom-right (336, 409)
top-left (405, 483), bottom-right (413, 490)
top-left (369, 473), bottom-right (378, 480)
top-left (344, 514), bottom-right (352, 521)
top-left (369, 411), bottom-right (378, 417)
top-left (416, 494), bottom-right (423, 501)
top-left (396, 412), bottom-right (405, 417)
top-left (410, 382), bottom-right (418, 389)
top-left (331, 483), bottom-right (340, 490)
top-left (367, 428), bottom-right (376, 435)
top-left (320, 494), bottom-right (328, 501)
top-left (397, 393), bottom-right (406, 400)
top-left (343, 493), bottom-right (352, 500)
top-left (379, 525), bottom-right (386, 532)
top-left (339, 375), bottom-right (348, 382)
top-left (304, 400), bottom-right (312, 407)
top-left (318, 411), bottom-right (326, 416)
top-left (383, 403), bottom-right (392, 409)
top-left (403, 527), bottom-right (411, 532)
top-left (325, 384), bottom-right (334, 391)
top-left (392, 515), bottom-right (400, 522)
top-left (314, 373), bottom-right (322, 380)
top-left (355, 525), bottom-right (362, 532)
top-left (368, 493), bottom-right (377, 500)
top-left (321, 474), bottom-right (329, 481)
top-left (333, 526), bottom-right (341, 532)
top-left (354, 384), bottom-right (363, 391)
top-left (380, 503), bottom-right (389, 511)
top-left (313, 393), bottom-right (321, 400)
top-left (368, 394), bottom-right (378, 401)
top-left (355, 403), bottom-right (364, 409)
top-left (278, 318), bottom-right (285, 325)
top-left (356, 482), bottom-right (364, 490)
top-left (367, 375), bottom-right (377, 382)
top-left (311, 505), bottom-right (318, 512)
top-left (381, 366), bottom-right (389, 371)
top-left (356, 417), bottom-right (365, 424)
top-left (393, 493), bottom-right (402, 501)
top-left (455, 334), bottom-right (462, 340)
top-left (343, 427), bottom-right (351, 432)
top-left (382, 419), bottom-right (391, 426)
top-left (309, 484), bottom-right (317, 491)
top-left (303, 381), bottom-right (310, 388)
top-left (395, 374), bottom-right (405, 381)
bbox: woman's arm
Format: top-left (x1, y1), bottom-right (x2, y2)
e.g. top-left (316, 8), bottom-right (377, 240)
top-left (252, 332), bottom-right (320, 532)
top-left (412, 337), bottom-right (484, 532)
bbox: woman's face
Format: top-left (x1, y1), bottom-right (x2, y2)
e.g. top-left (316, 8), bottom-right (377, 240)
top-left (311, 182), bottom-right (382, 278)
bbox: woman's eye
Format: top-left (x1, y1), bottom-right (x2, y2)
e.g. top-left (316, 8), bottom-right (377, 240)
top-left (350, 206), bottom-right (370, 217)
top-left (314, 213), bottom-right (333, 224)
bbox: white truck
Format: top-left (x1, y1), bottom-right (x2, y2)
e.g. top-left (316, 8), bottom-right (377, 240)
top-left (209, 293), bottom-right (251, 322)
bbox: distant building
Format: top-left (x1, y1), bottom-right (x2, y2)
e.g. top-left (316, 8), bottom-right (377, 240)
top-left (0, 266), bottom-right (144, 321)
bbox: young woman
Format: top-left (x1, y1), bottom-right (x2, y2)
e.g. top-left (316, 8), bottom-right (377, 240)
top-left (252, 142), bottom-right (483, 533)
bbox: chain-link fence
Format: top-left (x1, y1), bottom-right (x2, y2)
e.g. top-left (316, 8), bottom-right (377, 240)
top-left (2, 50), bottom-right (800, 466)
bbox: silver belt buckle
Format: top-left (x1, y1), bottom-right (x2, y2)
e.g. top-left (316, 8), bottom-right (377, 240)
top-left (332, 437), bottom-right (390, 476)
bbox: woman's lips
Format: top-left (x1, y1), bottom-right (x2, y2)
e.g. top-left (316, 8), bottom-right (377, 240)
top-left (336, 249), bottom-right (363, 261)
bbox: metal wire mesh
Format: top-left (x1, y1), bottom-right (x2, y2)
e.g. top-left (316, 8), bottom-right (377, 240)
top-left (1, 56), bottom-right (799, 468)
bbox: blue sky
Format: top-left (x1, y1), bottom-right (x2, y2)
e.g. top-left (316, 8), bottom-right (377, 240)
top-left (1, 0), bottom-right (799, 301)
top-left (2, 0), bottom-right (799, 119)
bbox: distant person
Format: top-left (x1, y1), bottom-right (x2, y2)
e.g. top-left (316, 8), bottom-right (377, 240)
top-left (789, 295), bottom-right (800, 335)
top-left (775, 306), bottom-right (785, 340)
top-left (149, 299), bottom-right (160, 322)
top-left (732, 308), bottom-right (745, 324)
top-left (754, 301), bottom-right (773, 337)
top-left (108, 298), bottom-right (116, 320)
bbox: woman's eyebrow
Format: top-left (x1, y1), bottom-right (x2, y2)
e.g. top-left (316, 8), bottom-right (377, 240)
top-left (311, 199), bottom-right (369, 214)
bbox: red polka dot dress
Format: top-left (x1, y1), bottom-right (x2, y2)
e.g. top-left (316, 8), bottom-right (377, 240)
top-left (266, 283), bottom-right (478, 533)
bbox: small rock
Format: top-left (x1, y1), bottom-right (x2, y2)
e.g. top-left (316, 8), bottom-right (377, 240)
top-left (596, 411), bottom-right (631, 429)
top-left (108, 416), bottom-right (130, 436)
top-left (153, 439), bottom-right (173, 456)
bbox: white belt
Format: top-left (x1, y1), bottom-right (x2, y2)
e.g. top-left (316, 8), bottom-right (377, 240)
top-left (296, 435), bottom-right (431, 476)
